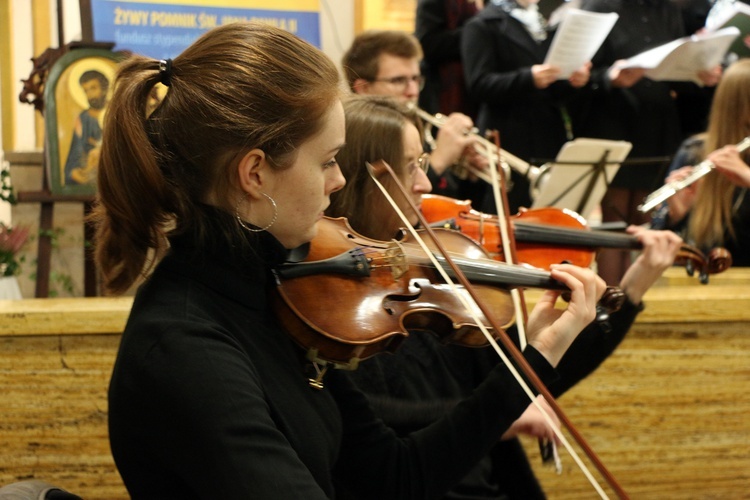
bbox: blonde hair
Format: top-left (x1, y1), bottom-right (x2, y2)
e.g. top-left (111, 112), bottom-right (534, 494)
top-left (688, 59), bottom-right (750, 249)
top-left (93, 22), bottom-right (342, 294)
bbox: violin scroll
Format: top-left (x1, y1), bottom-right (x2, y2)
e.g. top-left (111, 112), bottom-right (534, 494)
top-left (706, 247), bottom-right (732, 275)
top-left (676, 245), bottom-right (733, 284)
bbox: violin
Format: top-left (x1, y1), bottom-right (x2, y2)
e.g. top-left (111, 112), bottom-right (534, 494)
top-left (272, 217), bottom-right (624, 371)
top-left (421, 194), bottom-right (732, 283)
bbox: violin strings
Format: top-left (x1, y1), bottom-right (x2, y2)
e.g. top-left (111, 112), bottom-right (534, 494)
top-left (396, 242), bottom-right (558, 281)
top-left (355, 245), bottom-right (439, 274)
top-left (357, 241), bottom-right (569, 290)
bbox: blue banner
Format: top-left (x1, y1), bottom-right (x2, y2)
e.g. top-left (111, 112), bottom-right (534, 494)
top-left (90, 1), bottom-right (320, 59)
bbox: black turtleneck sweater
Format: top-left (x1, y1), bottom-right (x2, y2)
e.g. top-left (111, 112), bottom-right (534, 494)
top-left (107, 210), bottom-right (561, 499)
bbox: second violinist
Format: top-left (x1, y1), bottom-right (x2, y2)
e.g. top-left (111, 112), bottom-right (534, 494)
top-left (327, 95), bottom-right (684, 499)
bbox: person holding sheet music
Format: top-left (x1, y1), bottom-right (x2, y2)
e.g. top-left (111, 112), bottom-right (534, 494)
top-left (327, 94), bottom-right (684, 499)
top-left (569, 0), bottom-right (721, 285)
top-left (650, 58), bottom-right (750, 266)
top-left (461, 0), bottom-right (593, 215)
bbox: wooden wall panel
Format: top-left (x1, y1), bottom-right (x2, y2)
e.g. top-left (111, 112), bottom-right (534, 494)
top-left (525, 321), bottom-right (750, 499)
top-left (0, 334), bottom-right (126, 499)
top-left (0, 272), bottom-right (748, 498)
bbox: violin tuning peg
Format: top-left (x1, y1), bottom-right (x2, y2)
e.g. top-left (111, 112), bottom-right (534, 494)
top-left (595, 306), bottom-right (613, 332)
top-left (685, 259), bottom-right (695, 276)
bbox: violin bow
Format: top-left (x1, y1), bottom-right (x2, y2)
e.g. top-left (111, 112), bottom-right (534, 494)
top-left (484, 130), bottom-right (531, 350)
top-left (484, 130), bottom-right (561, 468)
top-left (365, 160), bottom-right (628, 499)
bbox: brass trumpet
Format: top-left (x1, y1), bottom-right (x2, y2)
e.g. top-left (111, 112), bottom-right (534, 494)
top-left (412, 106), bottom-right (550, 199)
top-left (638, 136), bottom-right (750, 213)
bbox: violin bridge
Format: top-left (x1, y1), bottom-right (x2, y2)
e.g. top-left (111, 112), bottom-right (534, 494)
top-left (385, 240), bottom-right (408, 280)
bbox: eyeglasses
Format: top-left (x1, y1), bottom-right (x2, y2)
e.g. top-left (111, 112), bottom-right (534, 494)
top-left (406, 153), bottom-right (430, 177)
top-left (372, 74), bottom-right (426, 91)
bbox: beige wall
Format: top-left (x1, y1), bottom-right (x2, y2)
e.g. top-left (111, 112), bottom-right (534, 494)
top-left (1, 0), bottom-right (416, 298)
top-left (358, 0), bottom-right (416, 32)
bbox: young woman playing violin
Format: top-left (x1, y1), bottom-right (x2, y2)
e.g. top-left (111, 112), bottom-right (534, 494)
top-left (94, 23), bottom-right (610, 499)
top-left (326, 95), bottom-right (684, 499)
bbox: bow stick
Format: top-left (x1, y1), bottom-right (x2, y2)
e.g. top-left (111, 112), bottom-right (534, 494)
top-left (365, 159), bottom-right (628, 499)
top-left (484, 131), bottom-right (530, 349)
top-left (483, 130), bottom-right (559, 468)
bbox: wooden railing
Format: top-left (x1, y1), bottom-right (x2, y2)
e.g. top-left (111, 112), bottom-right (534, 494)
top-left (1, 270), bottom-right (749, 499)
top-left (0, 298), bottom-right (130, 498)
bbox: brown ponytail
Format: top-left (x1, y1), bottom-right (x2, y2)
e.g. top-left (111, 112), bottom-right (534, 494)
top-left (92, 22), bottom-right (342, 294)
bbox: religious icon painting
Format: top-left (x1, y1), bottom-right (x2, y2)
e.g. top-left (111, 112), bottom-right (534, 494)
top-left (43, 48), bottom-right (123, 196)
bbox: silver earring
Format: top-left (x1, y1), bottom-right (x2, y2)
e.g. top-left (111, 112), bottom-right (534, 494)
top-left (235, 192), bottom-right (278, 232)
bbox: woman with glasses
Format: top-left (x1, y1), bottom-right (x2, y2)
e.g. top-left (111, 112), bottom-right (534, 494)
top-left (327, 94), bottom-right (682, 499)
top-left (326, 96), bottom-right (432, 240)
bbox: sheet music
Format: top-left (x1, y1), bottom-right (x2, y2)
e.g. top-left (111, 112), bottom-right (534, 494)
top-left (706, 0), bottom-right (750, 31)
top-left (620, 27), bottom-right (740, 83)
top-left (705, 1), bottom-right (750, 58)
top-left (544, 9), bottom-right (619, 79)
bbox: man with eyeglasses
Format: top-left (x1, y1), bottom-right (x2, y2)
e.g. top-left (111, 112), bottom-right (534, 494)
top-left (342, 29), bottom-right (487, 201)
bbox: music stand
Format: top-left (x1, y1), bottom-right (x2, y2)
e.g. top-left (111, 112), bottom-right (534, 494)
top-left (531, 138), bottom-right (633, 219)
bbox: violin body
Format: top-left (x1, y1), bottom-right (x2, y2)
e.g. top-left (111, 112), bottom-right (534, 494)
top-left (423, 194), bottom-right (595, 269)
top-left (421, 194), bottom-right (732, 282)
top-left (272, 217), bottom-right (516, 369)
